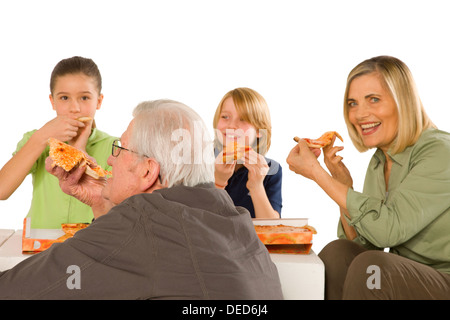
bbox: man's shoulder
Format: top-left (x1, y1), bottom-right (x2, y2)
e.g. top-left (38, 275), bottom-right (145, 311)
top-left (110, 193), bottom-right (158, 216)
top-left (90, 195), bottom-right (154, 229)
top-left (118, 185), bottom-right (243, 219)
top-left (112, 192), bottom-right (176, 220)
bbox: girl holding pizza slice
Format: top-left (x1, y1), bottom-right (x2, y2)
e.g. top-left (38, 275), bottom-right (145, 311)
top-left (213, 87), bottom-right (282, 219)
top-left (0, 56), bottom-right (117, 228)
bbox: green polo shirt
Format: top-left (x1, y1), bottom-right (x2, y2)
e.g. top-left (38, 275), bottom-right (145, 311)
top-left (339, 128), bottom-right (450, 274)
top-left (14, 129), bottom-right (117, 229)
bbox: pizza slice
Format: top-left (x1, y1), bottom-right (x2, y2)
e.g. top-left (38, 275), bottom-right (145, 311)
top-left (48, 138), bottom-right (111, 179)
top-left (222, 140), bottom-right (251, 163)
top-left (294, 131), bottom-right (343, 148)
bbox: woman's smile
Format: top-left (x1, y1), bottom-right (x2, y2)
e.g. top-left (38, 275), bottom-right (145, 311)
top-left (359, 121), bottom-right (382, 135)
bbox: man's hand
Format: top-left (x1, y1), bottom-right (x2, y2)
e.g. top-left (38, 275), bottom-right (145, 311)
top-left (45, 156), bottom-right (113, 218)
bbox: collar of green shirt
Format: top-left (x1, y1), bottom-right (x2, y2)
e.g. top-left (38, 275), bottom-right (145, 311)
top-left (372, 146), bottom-right (411, 169)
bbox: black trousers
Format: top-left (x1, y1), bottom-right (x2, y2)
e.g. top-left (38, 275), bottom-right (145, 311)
top-left (318, 239), bottom-right (450, 300)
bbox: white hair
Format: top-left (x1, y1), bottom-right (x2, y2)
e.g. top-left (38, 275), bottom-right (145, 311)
top-left (129, 99), bottom-right (215, 188)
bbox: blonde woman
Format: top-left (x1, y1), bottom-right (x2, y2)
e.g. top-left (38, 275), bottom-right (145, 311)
top-left (287, 56), bottom-right (450, 299)
top-left (213, 87), bottom-right (282, 219)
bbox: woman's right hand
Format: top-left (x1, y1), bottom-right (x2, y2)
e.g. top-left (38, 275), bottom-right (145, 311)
top-left (323, 136), bottom-right (353, 188)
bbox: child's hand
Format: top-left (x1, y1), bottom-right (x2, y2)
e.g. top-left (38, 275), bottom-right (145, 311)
top-left (244, 149), bottom-right (269, 191)
top-left (71, 117), bottom-right (94, 152)
top-left (37, 115), bottom-right (85, 145)
top-left (214, 151), bottom-right (236, 188)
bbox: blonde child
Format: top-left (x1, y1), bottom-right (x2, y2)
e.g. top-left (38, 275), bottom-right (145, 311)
top-left (213, 87), bottom-right (282, 219)
top-left (0, 56), bottom-right (117, 228)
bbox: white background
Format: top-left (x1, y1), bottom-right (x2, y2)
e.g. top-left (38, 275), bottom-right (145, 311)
top-left (1, 0), bottom-right (449, 253)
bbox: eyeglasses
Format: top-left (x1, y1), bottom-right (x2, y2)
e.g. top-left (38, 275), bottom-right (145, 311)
top-left (111, 139), bottom-right (140, 157)
top-left (111, 139), bottom-right (163, 183)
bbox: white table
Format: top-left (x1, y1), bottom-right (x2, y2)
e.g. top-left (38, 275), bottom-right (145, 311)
top-left (0, 229), bottom-right (324, 300)
top-left (0, 230), bottom-right (30, 272)
top-left (0, 229), bottom-right (15, 247)
top-left (271, 251), bottom-right (324, 299)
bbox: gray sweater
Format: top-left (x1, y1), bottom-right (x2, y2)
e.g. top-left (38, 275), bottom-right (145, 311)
top-left (0, 183), bottom-right (283, 299)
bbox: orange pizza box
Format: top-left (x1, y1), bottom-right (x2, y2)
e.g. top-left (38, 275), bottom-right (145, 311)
top-left (252, 218), bottom-right (309, 227)
top-left (252, 218), bottom-right (316, 254)
top-left (22, 217), bottom-right (89, 254)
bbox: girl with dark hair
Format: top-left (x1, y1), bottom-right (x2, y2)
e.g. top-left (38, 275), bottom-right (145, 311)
top-left (0, 56), bottom-right (117, 228)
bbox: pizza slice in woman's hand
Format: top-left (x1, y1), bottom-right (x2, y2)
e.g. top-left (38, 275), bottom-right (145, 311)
top-left (294, 131), bottom-right (343, 148)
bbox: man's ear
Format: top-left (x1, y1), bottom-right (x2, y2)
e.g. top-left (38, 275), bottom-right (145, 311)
top-left (140, 158), bottom-right (161, 191)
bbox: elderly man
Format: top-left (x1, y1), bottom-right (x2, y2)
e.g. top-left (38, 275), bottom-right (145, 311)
top-left (0, 100), bottom-right (283, 299)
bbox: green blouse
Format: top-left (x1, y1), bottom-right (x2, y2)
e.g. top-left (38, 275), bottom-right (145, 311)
top-left (339, 128), bottom-right (450, 274)
top-left (14, 128), bottom-right (117, 229)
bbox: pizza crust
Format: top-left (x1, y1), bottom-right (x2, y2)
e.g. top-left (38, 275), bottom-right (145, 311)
top-left (48, 138), bottom-right (111, 179)
top-left (77, 116), bottom-right (93, 122)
